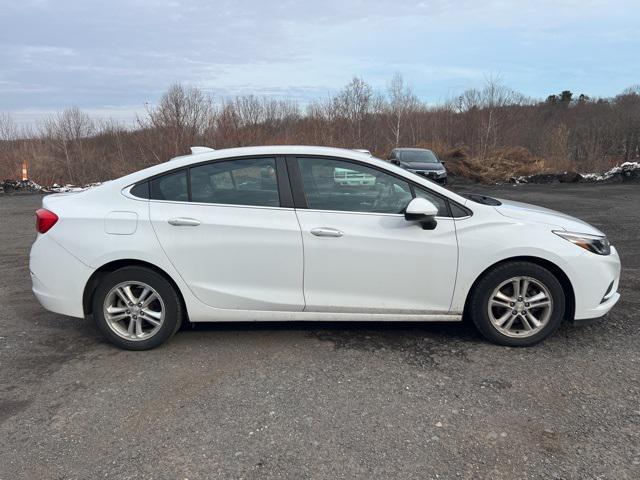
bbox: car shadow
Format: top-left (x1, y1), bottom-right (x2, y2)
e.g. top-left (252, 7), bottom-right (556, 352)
top-left (175, 320), bottom-right (489, 370)
top-left (182, 319), bottom-right (484, 355)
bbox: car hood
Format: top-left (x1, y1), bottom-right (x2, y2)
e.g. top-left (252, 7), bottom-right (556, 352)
top-left (493, 198), bottom-right (605, 235)
top-left (403, 162), bottom-right (444, 171)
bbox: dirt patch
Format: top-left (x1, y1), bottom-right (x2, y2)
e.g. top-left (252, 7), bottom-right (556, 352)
top-left (308, 322), bottom-right (478, 369)
top-left (0, 399), bottom-right (33, 425)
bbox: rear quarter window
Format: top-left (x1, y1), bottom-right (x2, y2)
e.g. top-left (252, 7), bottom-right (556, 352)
top-left (130, 181), bottom-right (149, 199)
top-left (150, 170), bottom-right (188, 202)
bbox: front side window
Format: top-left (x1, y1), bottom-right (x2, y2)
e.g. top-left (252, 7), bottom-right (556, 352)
top-left (150, 169), bottom-right (188, 202)
top-left (413, 186), bottom-right (450, 217)
top-left (297, 157), bottom-right (413, 214)
top-left (190, 158), bottom-right (279, 207)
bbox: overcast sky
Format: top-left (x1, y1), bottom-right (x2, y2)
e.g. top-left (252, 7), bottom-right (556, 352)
top-left (2, 0), bottom-right (638, 123)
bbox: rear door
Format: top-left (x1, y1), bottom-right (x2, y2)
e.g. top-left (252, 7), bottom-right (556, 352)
top-left (149, 156), bottom-right (305, 311)
top-left (290, 156), bottom-right (459, 314)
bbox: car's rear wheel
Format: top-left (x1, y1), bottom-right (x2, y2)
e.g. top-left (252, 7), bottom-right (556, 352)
top-left (92, 266), bottom-right (182, 350)
top-left (468, 261), bottom-right (565, 346)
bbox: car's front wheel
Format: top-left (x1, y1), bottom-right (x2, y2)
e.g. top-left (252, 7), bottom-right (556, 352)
top-left (468, 261), bottom-right (565, 346)
top-left (92, 266), bottom-right (183, 350)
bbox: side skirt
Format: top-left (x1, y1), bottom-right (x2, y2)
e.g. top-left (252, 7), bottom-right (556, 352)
top-left (187, 310), bottom-right (463, 323)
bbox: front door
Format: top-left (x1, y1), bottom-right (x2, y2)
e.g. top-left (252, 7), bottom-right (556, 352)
top-left (293, 156), bottom-right (458, 313)
top-left (149, 157), bottom-right (304, 311)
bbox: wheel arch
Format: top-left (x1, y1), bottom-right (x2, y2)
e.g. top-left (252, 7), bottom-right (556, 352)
top-left (83, 259), bottom-right (188, 320)
top-left (463, 256), bottom-right (575, 321)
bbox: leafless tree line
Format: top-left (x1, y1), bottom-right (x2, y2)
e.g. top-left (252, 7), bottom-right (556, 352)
top-left (1, 76), bottom-right (639, 184)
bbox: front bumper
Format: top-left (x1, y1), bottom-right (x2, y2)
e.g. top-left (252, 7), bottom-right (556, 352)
top-left (571, 246), bottom-right (621, 320)
top-left (407, 169), bottom-right (447, 183)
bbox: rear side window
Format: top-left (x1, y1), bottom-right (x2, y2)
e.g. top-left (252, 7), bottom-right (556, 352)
top-left (190, 158), bottom-right (279, 207)
top-left (150, 170), bottom-right (188, 202)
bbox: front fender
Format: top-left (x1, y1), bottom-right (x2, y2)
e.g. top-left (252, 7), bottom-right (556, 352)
top-left (451, 217), bottom-right (582, 313)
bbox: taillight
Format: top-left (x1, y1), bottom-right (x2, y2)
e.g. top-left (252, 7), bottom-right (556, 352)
top-left (36, 208), bottom-right (58, 234)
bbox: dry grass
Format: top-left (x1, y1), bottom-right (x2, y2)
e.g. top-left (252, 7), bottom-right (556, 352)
top-left (423, 144), bottom-right (549, 183)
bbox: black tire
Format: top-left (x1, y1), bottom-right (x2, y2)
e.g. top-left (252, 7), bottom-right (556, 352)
top-left (92, 266), bottom-right (183, 350)
top-left (468, 261), bottom-right (565, 347)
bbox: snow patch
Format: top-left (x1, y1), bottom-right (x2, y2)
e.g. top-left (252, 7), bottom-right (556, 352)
top-left (1, 179), bottom-right (102, 194)
top-left (581, 161), bottom-right (640, 182)
top-left (512, 162), bottom-right (640, 184)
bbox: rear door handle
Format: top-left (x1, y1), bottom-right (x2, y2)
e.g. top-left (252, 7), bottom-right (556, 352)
top-left (168, 217), bottom-right (201, 227)
top-left (311, 227), bottom-right (343, 237)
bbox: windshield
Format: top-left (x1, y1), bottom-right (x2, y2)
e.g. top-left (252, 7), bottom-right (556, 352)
top-left (398, 150), bottom-right (439, 164)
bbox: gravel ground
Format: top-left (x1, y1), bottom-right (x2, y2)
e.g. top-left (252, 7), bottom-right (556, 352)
top-left (0, 184), bottom-right (638, 480)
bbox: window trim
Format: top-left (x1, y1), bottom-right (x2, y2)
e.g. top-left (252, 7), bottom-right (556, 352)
top-left (288, 154), bottom-right (471, 218)
top-left (132, 154), bottom-right (294, 209)
top-left (125, 152), bottom-right (471, 217)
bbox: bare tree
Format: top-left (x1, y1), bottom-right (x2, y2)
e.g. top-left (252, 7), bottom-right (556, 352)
top-left (334, 77), bottom-right (374, 147)
top-left (42, 107), bottom-right (95, 184)
top-left (0, 113), bottom-right (21, 179)
top-left (386, 73), bottom-right (417, 147)
top-left (139, 84), bottom-right (213, 161)
top-left (2, 77), bottom-right (640, 184)
top-left (0, 113), bottom-right (18, 141)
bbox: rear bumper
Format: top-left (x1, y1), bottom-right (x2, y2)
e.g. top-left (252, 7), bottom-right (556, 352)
top-left (30, 234), bottom-right (94, 318)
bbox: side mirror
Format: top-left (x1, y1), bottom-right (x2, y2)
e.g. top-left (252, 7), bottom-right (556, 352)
top-left (404, 197), bottom-right (438, 230)
top-left (440, 161), bottom-right (446, 167)
top-left (390, 159), bottom-right (401, 166)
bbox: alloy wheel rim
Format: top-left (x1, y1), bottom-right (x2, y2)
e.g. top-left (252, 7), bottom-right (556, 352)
top-left (103, 281), bottom-right (165, 341)
top-left (487, 276), bottom-right (553, 338)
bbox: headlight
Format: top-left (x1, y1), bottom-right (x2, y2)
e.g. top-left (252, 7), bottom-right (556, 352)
top-left (553, 230), bottom-right (611, 255)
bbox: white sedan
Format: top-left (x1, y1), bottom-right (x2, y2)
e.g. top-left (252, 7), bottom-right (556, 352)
top-left (30, 146), bottom-right (621, 350)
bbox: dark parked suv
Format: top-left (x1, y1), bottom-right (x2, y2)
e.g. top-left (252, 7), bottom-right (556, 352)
top-left (388, 148), bottom-right (448, 184)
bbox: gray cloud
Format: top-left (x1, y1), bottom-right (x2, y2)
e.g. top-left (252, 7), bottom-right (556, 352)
top-left (1, 0), bottom-right (638, 121)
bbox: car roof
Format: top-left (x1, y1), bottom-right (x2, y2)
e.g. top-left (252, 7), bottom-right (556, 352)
top-left (180, 145), bottom-right (373, 162)
top-left (119, 146), bottom-right (379, 184)
top-left (394, 148), bottom-right (433, 152)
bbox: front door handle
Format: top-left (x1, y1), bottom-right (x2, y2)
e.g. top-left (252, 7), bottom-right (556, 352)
top-left (311, 227), bottom-right (343, 238)
top-left (168, 217), bottom-right (201, 227)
